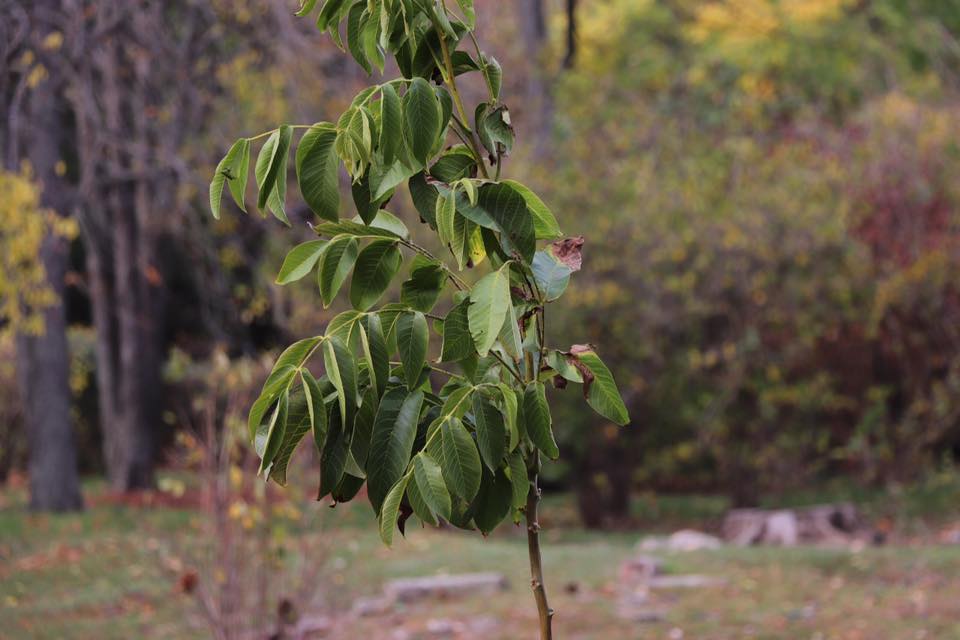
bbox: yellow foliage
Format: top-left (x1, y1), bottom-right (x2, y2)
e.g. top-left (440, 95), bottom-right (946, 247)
top-left (0, 166), bottom-right (75, 336)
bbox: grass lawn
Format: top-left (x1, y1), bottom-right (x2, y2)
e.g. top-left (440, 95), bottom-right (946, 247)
top-left (2, 473), bottom-right (960, 639)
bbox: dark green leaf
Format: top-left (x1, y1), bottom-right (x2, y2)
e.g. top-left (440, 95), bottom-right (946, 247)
top-left (296, 123), bottom-right (340, 221)
top-left (440, 299), bottom-right (474, 362)
top-left (350, 239), bottom-right (402, 310)
top-left (440, 418), bottom-right (482, 501)
top-left (506, 450), bottom-right (528, 510)
top-left (471, 467), bottom-right (513, 535)
top-left (302, 369), bottom-right (330, 454)
top-left (473, 393), bottom-right (506, 471)
top-left (267, 390), bottom-right (312, 486)
top-left (318, 236), bottom-right (359, 306)
top-left (502, 179), bottom-right (561, 240)
top-left (368, 388), bottom-right (424, 511)
top-left (476, 183), bottom-right (535, 262)
top-left (403, 77), bottom-right (441, 165)
top-left (396, 311), bottom-right (428, 389)
top-left (523, 381), bottom-right (559, 459)
top-left (362, 314), bottom-right (390, 398)
top-left (379, 83), bottom-right (403, 165)
top-left (319, 403), bottom-right (352, 499)
top-left (323, 336), bottom-right (358, 427)
top-left (401, 262), bottom-right (446, 312)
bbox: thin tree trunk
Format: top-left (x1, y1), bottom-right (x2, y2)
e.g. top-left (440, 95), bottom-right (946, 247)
top-left (526, 464), bottom-right (553, 639)
top-left (517, 0), bottom-right (554, 161)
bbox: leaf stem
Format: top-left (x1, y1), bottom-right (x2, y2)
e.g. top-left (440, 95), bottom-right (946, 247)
top-left (491, 350), bottom-right (525, 385)
top-left (398, 238), bottom-right (470, 291)
top-left (246, 124), bottom-right (314, 142)
top-left (435, 11), bottom-right (490, 180)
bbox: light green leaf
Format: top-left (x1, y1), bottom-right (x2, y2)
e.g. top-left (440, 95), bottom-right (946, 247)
top-left (379, 474), bottom-right (409, 546)
top-left (497, 383), bottom-right (519, 451)
top-left (276, 240), bottom-right (327, 285)
top-left (323, 336), bottom-right (358, 427)
top-left (315, 219), bottom-right (402, 240)
top-left (396, 311), bottom-right (428, 389)
top-left (436, 189), bottom-right (456, 248)
top-left (497, 301), bottom-right (523, 359)
top-left (413, 452), bottom-right (452, 520)
top-left (296, 123), bottom-right (340, 221)
top-left (318, 236), bottom-right (359, 306)
top-left (440, 418), bottom-right (482, 501)
top-left (256, 126), bottom-right (293, 223)
top-left (257, 390), bottom-right (289, 475)
top-left (572, 347), bottom-right (631, 426)
top-left (532, 250), bottom-right (572, 302)
top-left (350, 239), bottom-right (402, 310)
top-left (210, 138), bottom-right (250, 219)
top-left (468, 264), bottom-right (511, 356)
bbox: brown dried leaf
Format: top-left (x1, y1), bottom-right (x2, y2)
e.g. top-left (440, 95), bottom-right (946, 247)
top-left (549, 236), bottom-right (585, 272)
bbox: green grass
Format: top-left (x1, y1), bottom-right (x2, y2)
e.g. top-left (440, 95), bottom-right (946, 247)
top-left (2, 472), bottom-right (960, 639)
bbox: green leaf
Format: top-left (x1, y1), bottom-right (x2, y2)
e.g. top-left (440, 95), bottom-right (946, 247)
top-left (502, 179), bottom-right (561, 240)
top-left (276, 240), bottom-right (327, 285)
top-left (440, 418), bottom-right (482, 501)
top-left (476, 183), bottom-right (535, 262)
top-left (396, 311), bottom-right (428, 389)
top-left (267, 391), bottom-right (313, 486)
top-left (296, 123), bottom-right (340, 221)
top-left (523, 381), bottom-right (559, 459)
top-left (295, 0), bottom-right (318, 17)
top-left (318, 236), bottom-right (359, 306)
top-left (362, 314), bottom-right (390, 398)
top-left (379, 83), bottom-right (403, 165)
top-left (471, 467), bottom-right (513, 535)
top-left (400, 262), bottom-right (446, 313)
top-left (323, 336), bottom-right (358, 427)
top-left (407, 468), bottom-right (438, 526)
top-left (440, 299), bottom-right (474, 362)
top-left (455, 0), bottom-right (476, 27)
top-left (333, 473), bottom-right (366, 503)
top-left (436, 189), bottom-right (457, 249)
top-left (429, 146), bottom-right (476, 183)
top-left (351, 385), bottom-right (379, 468)
top-left (413, 452), bottom-right (452, 520)
top-left (302, 370), bottom-right (330, 454)
top-left (476, 104), bottom-right (514, 157)
top-left (315, 219), bottom-right (403, 240)
top-left (441, 385), bottom-right (475, 419)
top-left (346, 2), bottom-right (371, 74)
top-left (403, 77), bottom-right (441, 165)
top-left (408, 172), bottom-right (439, 228)
top-left (257, 390), bottom-right (289, 475)
top-left (210, 138), bottom-right (250, 219)
top-left (497, 382), bottom-right (520, 451)
top-left (480, 54), bottom-right (502, 101)
top-left (366, 210), bottom-right (410, 238)
top-left (571, 347), bottom-right (631, 426)
top-left (368, 388), bottom-right (424, 511)
top-left (467, 264), bottom-right (512, 356)
top-left (506, 450), bottom-right (528, 510)
top-left (369, 158), bottom-right (417, 201)
top-left (532, 250), bottom-right (572, 302)
top-left (350, 239), bottom-right (402, 310)
top-left (379, 474), bottom-right (409, 546)
top-left (319, 404), bottom-right (352, 499)
top-left (473, 393), bottom-right (506, 471)
top-left (498, 301), bottom-right (523, 359)
top-left (256, 126), bottom-right (293, 223)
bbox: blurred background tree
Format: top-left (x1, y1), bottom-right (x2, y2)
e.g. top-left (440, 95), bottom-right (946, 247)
top-left (2, 0), bottom-right (959, 527)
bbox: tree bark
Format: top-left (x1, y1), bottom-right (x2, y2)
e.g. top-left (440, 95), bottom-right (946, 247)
top-left (526, 469), bottom-right (553, 640)
top-left (11, 36), bottom-right (84, 510)
top-left (15, 237), bottom-right (83, 512)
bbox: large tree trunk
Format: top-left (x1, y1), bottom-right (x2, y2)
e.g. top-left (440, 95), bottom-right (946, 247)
top-left (13, 48), bottom-right (83, 511)
top-left (15, 237), bottom-right (83, 511)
